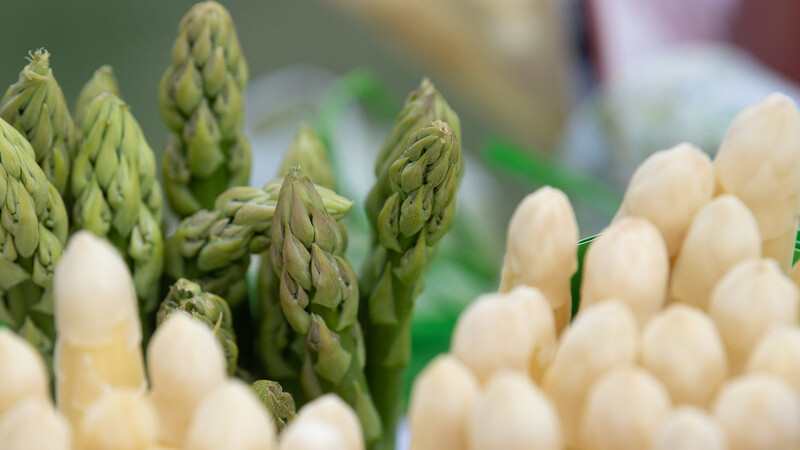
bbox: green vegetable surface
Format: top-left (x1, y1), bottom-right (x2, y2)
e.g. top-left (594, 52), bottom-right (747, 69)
top-left (159, 1), bottom-right (251, 217)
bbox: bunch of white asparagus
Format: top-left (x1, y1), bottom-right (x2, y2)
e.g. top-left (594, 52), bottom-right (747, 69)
top-left (409, 93), bottom-right (800, 450)
top-left (0, 231), bottom-right (365, 450)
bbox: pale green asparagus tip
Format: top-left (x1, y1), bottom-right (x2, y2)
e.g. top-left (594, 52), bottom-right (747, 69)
top-left (278, 124), bottom-right (335, 190)
top-left (0, 49), bottom-right (77, 196)
top-left (379, 120), bottom-right (463, 252)
top-left (73, 65), bottom-right (120, 128)
top-left (71, 93), bottom-right (164, 309)
top-left (252, 379), bottom-right (297, 432)
top-left (165, 178), bottom-right (352, 277)
top-left (269, 172), bottom-right (357, 335)
top-left (270, 172), bottom-right (382, 443)
top-left (375, 78), bottom-right (461, 176)
top-left (0, 116), bottom-right (67, 363)
top-left (160, 0), bottom-right (251, 216)
top-left (157, 278), bottom-right (238, 375)
top-left (366, 79), bottom-right (461, 229)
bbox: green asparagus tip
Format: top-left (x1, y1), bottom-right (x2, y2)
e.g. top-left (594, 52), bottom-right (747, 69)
top-left (24, 49), bottom-right (51, 77)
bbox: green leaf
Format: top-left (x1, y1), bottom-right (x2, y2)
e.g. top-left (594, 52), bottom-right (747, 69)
top-left (794, 229), bottom-right (800, 266)
top-left (570, 234), bottom-right (602, 319)
top-left (482, 137), bottom-right (621, 217)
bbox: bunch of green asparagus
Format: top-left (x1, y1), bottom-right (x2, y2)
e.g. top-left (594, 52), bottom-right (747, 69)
top-left (0, 2), bottom-right (464, 448)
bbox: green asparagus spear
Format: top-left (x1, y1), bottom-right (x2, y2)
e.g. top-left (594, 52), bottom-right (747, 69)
top-left (270, 171), bottom-right (382, 444)
top-left (0, 49), bottom-right (76, 198)
top-left (73, 65), bottom-right (120, 129)
top-left (71, 92), bottom-right (164, 313)
top-left (365, 78), bottom-right (460, 227)
top-left (159, 1), bottom-right (251, 217)
top-left (252, 379), bottom-right (297, 432)
top-left (278, 124), bottom-right (336, 191)
top-left (0, 116), bottom-right (68, 371)
top-left (258, 124), bottom-right (336, 396)
top-left (363, 118), bottom-right (463, 449)
top-left (157, 278), bottom-right (238, 375)
top-left (165, 179), bottom-right (352, 306)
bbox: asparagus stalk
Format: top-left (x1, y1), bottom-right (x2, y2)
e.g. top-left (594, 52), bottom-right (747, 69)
top-left (0, 116), bottom-right (68, 372)
top-left (0, 329), bottom-right (50, 416)
top-left (640, 304), bottom-right (728, 407)
top-left (407, 355), bottom-right (478, 450)
top-left (280, 394), bottom-right (365, 450)
top-left (0, 398), bottom-right (72, 450)
top-left (670, 195), bottom-right (761, 309)
top-left (362, 119), bottom-right (463, 448)
top-left (364, 79), bottom-right (460, 228)
top-left (147, 312), bottom-right (227, 447)
top-left (612, 143), bottom-right (714, 259)
top-left (71, 92), bottom-right (164, 313)
top-left (708, 258), bottom-right (799, 374)
top-left (269, 171), bottom-right (381, 444)
top-left (278, 124), bottom-right (336, 191)
top-left (258, 124), bottom-right (336, 397)
top-left (0, 49), bottom-right (76, 198)
top-left (471, 371), bottom-right (564, 450)
top-left (53, 231), bottom-right (147, 428)
top-left (76, 389), bottom-right (158, 449)
top-left (184, 380), bottom-right (277, 450)
top-left (499, 187), bottom-right (578, 332)
top-left (73, 65), bottom-right (120, 129)
top-left (543, 301), bottom-right (639, 447)
top-left (157, 278), bottom-right (238, 375)
top-left (165, 179), bottom-right (352, 306)
top-left (580, 367), bottom-right (672, 450)
top-left (159, 1), bottom-right (251, 217)
top-left (579, 217), bottom-right (669, 327)
top-left (654, 408), bottom-right (727, 450)
top-left (714, 94), bottom-right (800, 273)
top-left (252, 379), bottom-right (297, 432)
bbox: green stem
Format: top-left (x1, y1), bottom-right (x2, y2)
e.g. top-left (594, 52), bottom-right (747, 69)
top-left (363, 250), bottom-right (419, 450)
top-left (312, 326), bottom-right (383, 445)
top-left (189, 163), bottom-right (231, 211)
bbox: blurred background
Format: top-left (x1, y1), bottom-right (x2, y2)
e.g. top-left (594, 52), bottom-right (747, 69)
top-left (3, 0), bottom-right (800, 404)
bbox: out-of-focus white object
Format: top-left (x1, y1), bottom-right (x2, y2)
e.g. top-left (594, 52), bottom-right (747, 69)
top-left (589, 0), bottom-right (740, 82)
top-left (560, 44), bottom-right (800, 190)
top-left (322, 0), bottom-right (576, 149)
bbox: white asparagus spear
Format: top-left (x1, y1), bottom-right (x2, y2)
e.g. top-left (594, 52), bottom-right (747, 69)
top-left (652, 406), bottom-right (727, 450)
top-left (790, 260), bottom-right (800, 289)
top-left (184, 379), bottom-right (277, 450)
top-left (613, 142), bottom-right (715, 259)
top-left (147, 312), bottom-right (227, 446)
top-left (280, 394), bottom-right (364, 450)
top-left (279, 418), bottom-right (352, 450)
top-left (53, 231), bottom-right (146, 427)
top-left (77, 388), bottom-right (157, 450)
top-left (451, 286), bottom-right (557, 384)
top-left (579, 216), bottom-right (669, 326)
top-left (408, 355), bottom-right (479, 450)
top-left (0, 397), bottom-right (72, 450)
top-left (709, 258), bottom-right (799, 374)
top-left (713, 374), bottom-right (800, 450)
top-left (499, 186), bottom-right (579, 332)
top-left (469, 370), bottom-right (562, 450)
top-left (543, 300), bottom-right (638, 448)
top-left (670, 194), bottom-right (762, 310)
top-left (714, 93), bottom-right (800, 272)
top-left (641, 304), bottom-right (728, 407)
top-left (579, 366), bottom-right (672, 450)
top-left (0, 328), bottom-right (49, 417)
top-left (746, 326), bottom-right (800, 396)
